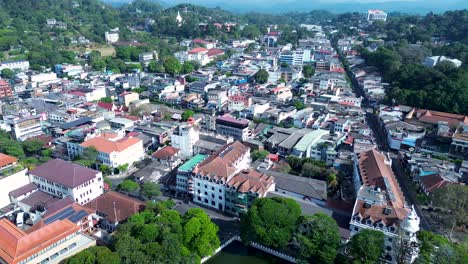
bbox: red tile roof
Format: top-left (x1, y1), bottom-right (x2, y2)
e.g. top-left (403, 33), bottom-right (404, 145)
top-left (84, 191), bottom-right (145, 223)
top-left (0, 153), bottom-right (17, 167)
top-left (227, 169), bottom-right (274, 196)
top-left (81, 136), bottom-right (142, 154)
top-left (195, 141), bottom-right (249, 180)
top-left (407, 108), bottom-right (468, 126)
top-left (354, 149), bottom-right (409, 224)
top-left (188, 47), bottom-right (208, 54)
top-left (419, 173), bottom-right (453, 193)
top-left (152, 146), bottom-right (180, 160)
top-left (0, 219), bottom-right (79, 264)
top-left (97, 102), bottom-right (114, 111)
top-left (207, 48), bottom-right (224, 57)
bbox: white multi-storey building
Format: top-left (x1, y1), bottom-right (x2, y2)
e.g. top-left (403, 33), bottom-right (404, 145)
top-left (3, 114), bottom-right (43, 141)
top-left (367, 9), bottom-right (388, 23)
top-left (171, 124), bottom-right (200, 157)
top-left (191, 141), bottom-right (250, 211)
top-left (68, 132), bottom-right (144, 168)
top-left (0, 60), bottom-right (30, 71)
top-left (29, 159), bottom-right (104, 205)
top-left (350, 149), bottom-right (420, 263)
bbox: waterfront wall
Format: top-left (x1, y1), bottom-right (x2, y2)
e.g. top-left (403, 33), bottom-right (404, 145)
top-left (201, 235), bottom-right (297, 263)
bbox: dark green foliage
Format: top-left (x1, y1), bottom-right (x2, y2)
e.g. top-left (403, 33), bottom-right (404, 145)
top-left (112, 205), bottom-right (219, 263)
top-left (296, 213), bottom-right (341, 264)
top-left (1, 68), bottom-right (14, 79)
top-left (118, 180), bottom-right (139, 192)
top-left (140, 182), bottom-right (161, 198)
top-left (241, 197), bottom-right (301, 249)
top-left (99, 97), bottom-right (113, 103)
top-left (181, 110), bottom-right (195, 121)
top-left (302, 65), bottom-right (315, 78)
top-left (22, 139), bottom-right (44, 155)
top-left (254, 69), bottom-right (269, 84)
top-left (348, 229), bottom-right (384, 264)
top-left (415, 231), bottom-right (468, 264)
top-left (251, 150), bottom-right (269, 161)
top-left (63, 246), bottom-right (120, 264)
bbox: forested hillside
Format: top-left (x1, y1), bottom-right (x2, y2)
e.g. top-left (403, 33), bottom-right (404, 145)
top-left (345, 11), bottom-right (468, 114)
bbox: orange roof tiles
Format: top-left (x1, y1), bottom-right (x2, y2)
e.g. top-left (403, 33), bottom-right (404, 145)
top-left (188, 47), bottom-right (208, 54)
top-left (81, 136), bottom-right (141, 154)
top-left (227, 170), bottom-right (274, 196)
top-left (84, 191), bottom-right (145, 223)
top-left (0, 153), bottom-right (17, 168)
top-left (354, 149), bottom-right (409, 224)
top-left (196, 141), bottom-right (249, 180)
top-left (0, 219), bottom-right (79, 264)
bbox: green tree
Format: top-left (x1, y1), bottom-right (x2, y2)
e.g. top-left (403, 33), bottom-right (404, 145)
top-left (92, 59), bottom-right (106, 71)
top-left (182, 208), bottom-right (220, 257)
top-left (348, 229), bottom-right (384, 264)
top-left (22, 139), bottom-right (44, 155)
top-left (301, 162), bottom-right (325, 179)
top-left (277, 78), bottom-right (286, 83)
top-left (104, 177), bottom-right (112, 189)
top-left (251, 150), bottom-right (269, 161)
top-left (118, 180), bottom-right (139, 192)
top-left (141, 182), bottom-right (161, 198)
top-left (241, 25), bottom-right (261, 39)
top-left (432, 184), bottom-right (468, 239)
top-left (302, 65), bottom-right (315, 78)
top-left (0, 138), bottom-right (25, 159)
top-left (1, 68), bottom-right (14, 79)
top-left (99, 97), bottom-right (113, 103)
top-left (327, 173), bottom-right (338, 189)
top-left (296, 213), bottom-right (341, 264)
top-left (182, 61), bottom-right (194, 74)
top-left (148, 60), bottom-right (164, 73)
top-left (241, 197), bottom-right (301, 249)
top-left (163, 57), bottom-right (182, 76)
top-left (254, 69), bottom-right (269, 84)
top-left (181, 110), bottom-right (195, 121)
top-left (99, 164), bottom-right (111, 175)
top-left (415, 231), bottom-right (468, 264)
top-left (64, 246), bottom-right (120, 264)
top-left (117, 163), bottom-right (129, 173)
top-left (293, 101), bottom-right (305, 110)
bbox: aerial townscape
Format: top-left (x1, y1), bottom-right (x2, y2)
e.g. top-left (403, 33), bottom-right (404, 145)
top-left (0, 0), bottom-right (467, 263)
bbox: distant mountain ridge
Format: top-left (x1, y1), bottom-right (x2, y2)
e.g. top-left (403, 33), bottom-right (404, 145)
top-left (101, 0), bottom-right (468, 14)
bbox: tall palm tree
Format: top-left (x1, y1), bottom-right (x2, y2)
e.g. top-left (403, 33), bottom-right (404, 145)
top-left (327, 173), bottom-right (338, 189)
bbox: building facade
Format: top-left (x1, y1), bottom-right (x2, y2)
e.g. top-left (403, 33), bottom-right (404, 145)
top-left (29, 159), bottom-right (104, 205)
top-left (350, 149), bottom-right (420, 263)
top-left (171, 124), bottom-right (200, 157)
top-left (216, 114), bottom-right (251, 141)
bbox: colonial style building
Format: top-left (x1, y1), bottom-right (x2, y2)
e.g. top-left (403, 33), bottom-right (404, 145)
top-left (351, 149), bottom-right (420, 263)
top-left (216, 114), bottom-right (251, 141)
top-left (68, 132), bottom-right (145, 168)
top-left (29, 159), bottom-right (104, 205)
top-left (191, 141), bottom-right (251, 211)
top-left (0, 218), bottom-right (95, 264)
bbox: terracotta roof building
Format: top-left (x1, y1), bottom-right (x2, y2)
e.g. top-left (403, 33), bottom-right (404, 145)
top-left (29, 159), bottom-right (104, 205)
top-left (152, 146), bottom-right (181, 168)
top-left (351, 149), bottom-right (420, 263)
top-left (76, 133), bottom-right (144, 168)
top-left (405, 107), bottom-right (468, 127)
top-left (0, 153), bottom-right (17, 170)
top-left (85, 191), bottom-right (145, 232)
top-left (0, 218), bottom-right (95, 264)
top-left (191, 141), bottom-right (251, 212)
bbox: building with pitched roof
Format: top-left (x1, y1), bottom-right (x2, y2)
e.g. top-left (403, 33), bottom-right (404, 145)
top-left (85, 191), bottom-right (145, 232)
top-left (351, 149), bottom-right (420, 263)
top-left (0, 218), bottom-right (95, 264)
top-left (191, 141), bottom-right (251, 211)
top-left (70, 132), bottom-right (144, 168)
top-left (225, 169), bottom-right (275, 216)
top-left (216, 114), bottom-right (251, 141)
top-left (0, 154), bottom-right (29, 208)
top-left (29, 159), bottom-right (104, 205)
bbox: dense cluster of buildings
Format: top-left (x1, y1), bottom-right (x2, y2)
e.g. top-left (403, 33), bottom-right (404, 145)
top-left (0, 7), bottom-right (465, 264)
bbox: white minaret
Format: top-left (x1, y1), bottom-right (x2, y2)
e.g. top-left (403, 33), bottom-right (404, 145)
top-left (400, 206), bottom-right (421, 263)
top-left (176, 11), bottom-right (183, 27)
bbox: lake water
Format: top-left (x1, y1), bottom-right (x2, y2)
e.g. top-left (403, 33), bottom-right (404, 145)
top-left (205, 240), bottom-right (287, 264)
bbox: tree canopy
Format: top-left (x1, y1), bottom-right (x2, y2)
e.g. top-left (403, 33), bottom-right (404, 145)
top-left (254, 69), bottom-right (269, 84)
top-left (241, 197), bottom-right (301, 249)
top-left (348, 229), bottom-right (384, 264)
